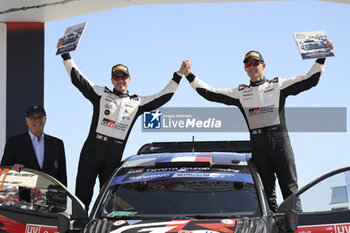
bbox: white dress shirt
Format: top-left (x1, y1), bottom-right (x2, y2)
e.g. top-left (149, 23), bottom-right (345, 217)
top-left (28, 131), bottom-right (45, 169)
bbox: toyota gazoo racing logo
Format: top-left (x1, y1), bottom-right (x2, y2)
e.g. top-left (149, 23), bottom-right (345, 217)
top-left (248, 105), bottom-right (275, 116)
top-left (101, 118), bottom-right (118, 128)
top-left (248, 107), bottom-right (260, 116)
top-left (101, 118), bottom-right (128, 131)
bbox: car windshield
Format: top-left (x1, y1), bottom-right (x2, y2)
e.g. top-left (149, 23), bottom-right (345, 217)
top-left (97, 166), bottom-right (261, 219)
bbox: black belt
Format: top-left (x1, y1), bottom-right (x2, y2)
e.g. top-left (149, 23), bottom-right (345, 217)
top-left (95, 134), bottom-right (123, 144)
top-left (250, 126), bottom-right (280, 135)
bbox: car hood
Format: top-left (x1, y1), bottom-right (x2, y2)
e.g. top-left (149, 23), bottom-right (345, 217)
top-left (83, 218), bottom-right (267, 233)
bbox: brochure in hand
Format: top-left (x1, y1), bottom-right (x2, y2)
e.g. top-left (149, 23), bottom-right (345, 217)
top-left (56, 22), bottom-right (87, 55)
top-left (293, 30), bottom-right (334, 59)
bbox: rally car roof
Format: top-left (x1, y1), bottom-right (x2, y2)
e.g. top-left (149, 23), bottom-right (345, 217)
top-left (122, 151), bottom-right (251, 168)
top-left (137, 140), bottom-right (251, 155)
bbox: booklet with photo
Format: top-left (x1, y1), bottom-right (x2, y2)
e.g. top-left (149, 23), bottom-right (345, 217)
top-left (293, 30), bottom-right (334, 59)
top-left (56, 22), bottom-right (87, 55)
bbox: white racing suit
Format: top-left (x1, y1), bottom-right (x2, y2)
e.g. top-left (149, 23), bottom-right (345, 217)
top-left (62, 54), bottom-right (181, 209)
top-left (185, 58), bottom-right (325, 212)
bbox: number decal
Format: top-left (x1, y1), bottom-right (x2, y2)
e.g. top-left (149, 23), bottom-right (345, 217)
top-left (0, 168), bottom-right (10, 189)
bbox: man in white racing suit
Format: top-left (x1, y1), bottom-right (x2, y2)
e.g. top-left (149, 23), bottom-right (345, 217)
top-left (58, 39), bottom-right (185, 210)
top-left (182, 41), bottom-right (334, 212)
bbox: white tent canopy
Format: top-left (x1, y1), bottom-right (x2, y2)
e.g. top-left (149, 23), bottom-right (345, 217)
top-left (0, 0), bottom-right (345, 22)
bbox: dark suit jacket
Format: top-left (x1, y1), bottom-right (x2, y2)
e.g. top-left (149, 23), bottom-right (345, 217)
top-left (1, 132), bottom-right (67, 186)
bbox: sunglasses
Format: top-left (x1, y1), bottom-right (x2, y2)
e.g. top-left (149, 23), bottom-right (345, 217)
top-left (244, 61), bottom-right (261, 68)
top-left (112, 74), bottom-right (129, 81)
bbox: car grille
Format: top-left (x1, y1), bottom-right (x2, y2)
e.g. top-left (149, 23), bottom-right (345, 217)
top-left (234, 217), bottom-right (267, 233)
top-left (84, 219), bottom-right (113, 233)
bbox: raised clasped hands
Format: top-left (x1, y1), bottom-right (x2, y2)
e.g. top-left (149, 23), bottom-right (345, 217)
top-left (178, 59), bottom-right (191, 76)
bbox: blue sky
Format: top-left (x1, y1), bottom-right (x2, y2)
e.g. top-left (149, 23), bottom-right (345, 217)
top-left (44, 0), bottom-right (350, 206)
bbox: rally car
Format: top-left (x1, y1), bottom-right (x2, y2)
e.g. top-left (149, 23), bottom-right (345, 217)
top-left (0, 140), bottom-right (349, 233)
